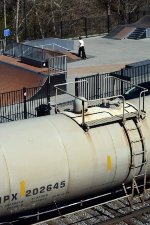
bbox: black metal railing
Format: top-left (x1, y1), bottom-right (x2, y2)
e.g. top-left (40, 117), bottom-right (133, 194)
top-left (0, 72), bottom-right (68, 123)
top-left (0, 81), bottom-right (50, 123)
top-left (0, 40), bottom-right (4, 54)
top-left (1, 62), bottom-right (150, 123)
top-left (75, 63), bottom-right (150, 100)
top-left (4, 42), bottom-right (64, 62)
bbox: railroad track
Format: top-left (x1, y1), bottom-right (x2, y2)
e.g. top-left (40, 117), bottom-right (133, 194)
top-left (42, 190), bottom-right (150, 225)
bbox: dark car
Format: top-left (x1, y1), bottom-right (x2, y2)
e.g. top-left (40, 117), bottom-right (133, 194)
top-left (124, 82), bottom-right (150, 100)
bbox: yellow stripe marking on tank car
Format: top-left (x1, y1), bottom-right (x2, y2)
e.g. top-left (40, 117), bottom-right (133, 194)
top-left (107, 155), bottom-right (111, 171)
top-left (20, 181), bottom-right (25, 197)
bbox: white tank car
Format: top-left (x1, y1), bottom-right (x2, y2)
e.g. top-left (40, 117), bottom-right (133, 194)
top-left (0, 96), bottom-right (150, 218)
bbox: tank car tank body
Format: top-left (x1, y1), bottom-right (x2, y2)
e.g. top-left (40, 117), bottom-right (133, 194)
top-left (0, 96), bottom-right (150, 219)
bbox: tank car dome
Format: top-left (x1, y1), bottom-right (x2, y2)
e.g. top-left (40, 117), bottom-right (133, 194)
top-left (73, 96), bottom-right (88, 113)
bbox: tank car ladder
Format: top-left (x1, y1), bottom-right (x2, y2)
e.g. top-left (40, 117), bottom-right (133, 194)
top-left (122, 118), bottom-right (147, 209)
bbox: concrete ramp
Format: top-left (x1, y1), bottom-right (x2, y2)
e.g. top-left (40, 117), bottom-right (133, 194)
top-left (65, 51), bottom-right (80, 62)
top-left (106, 25), bottom-right (134, 39)
top-left (0, 56), bottom-right (47, 94)
top-left (134, 15), bottom-right (150, 28)
top-left (0, 55), bottom-right (66, 106)
top-left (105, 15), bottom-right (150, 40)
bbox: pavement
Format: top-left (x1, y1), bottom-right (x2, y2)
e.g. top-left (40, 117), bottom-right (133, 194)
top-left (1, 36), bottom-right (150, 106)
top-left (67, 36), bottom-right (150, 80)
top-left (50, 35), bottom-right (150, 106)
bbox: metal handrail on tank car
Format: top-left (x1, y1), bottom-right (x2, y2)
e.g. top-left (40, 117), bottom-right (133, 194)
top-left (104, 75), bottom-right (148, 119)
top-left (139, 89), bottom-right (147, 118)
top-left (54, 79), bottom-right (88, 106)
top-left (54, 79), bottom-right (148, 128)
top-left (55, 82), bottom-right (126, 126)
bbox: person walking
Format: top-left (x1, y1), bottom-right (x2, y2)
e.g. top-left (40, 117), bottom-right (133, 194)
top-left (78, 37), bottom-right (86, 59)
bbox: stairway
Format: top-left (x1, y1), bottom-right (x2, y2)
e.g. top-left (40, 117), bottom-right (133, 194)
top-left (127, 28), bottom-right (146, 40)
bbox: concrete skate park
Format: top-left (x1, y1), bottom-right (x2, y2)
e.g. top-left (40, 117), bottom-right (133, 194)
top-left (1, 15), bottom-right (150, 93)
top-left (1, 35), bottom-right (150, 87)
top-left (67, 36), bottom-right (150, 79)
top-left (0, 35), bottom-right (150, 109)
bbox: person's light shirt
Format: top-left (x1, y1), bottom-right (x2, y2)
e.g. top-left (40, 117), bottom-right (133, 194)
top-left (79, 39), bottom-right (84, 47)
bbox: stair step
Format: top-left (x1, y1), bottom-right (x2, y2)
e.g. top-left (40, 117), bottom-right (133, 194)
top-left (132, 151), bottom-right (145, 156)
top-left (134, 184), bottom-right (145, 188)
top-left (134, 174), bottom-right (145, 178)
top-left (131, 138), bottom-right (144, 143)
top-left (127, 28), bottom-right (146, 40)
top-left (126, 127), bottom-right (137, 131)
top-left (132, 162), bottom-right (146, 168)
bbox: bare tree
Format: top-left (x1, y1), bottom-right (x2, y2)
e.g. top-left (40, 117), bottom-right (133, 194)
top-left (33, 0), bottom-right (44, 38)
top-left (1, 0), bottom-right (150, 40)
top-left (15, 0), bottom-right (20, 42)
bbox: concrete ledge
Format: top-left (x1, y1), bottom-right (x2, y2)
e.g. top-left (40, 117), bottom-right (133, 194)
top-left (21, 56), bottom-right (48, 68)
top-left (125, 60), bottom-right (150, 68)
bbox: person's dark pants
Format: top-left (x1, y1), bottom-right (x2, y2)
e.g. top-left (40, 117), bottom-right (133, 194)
top-left (78, 46), bottom-right (86, 59)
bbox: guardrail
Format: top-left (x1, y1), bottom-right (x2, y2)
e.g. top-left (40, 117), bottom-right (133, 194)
top-left (54, 78), bottom-right (148, 128)
top-left (0, 82), bottom-right (50, 123)
top-left (4, 42), bottom-right (65, 61)
top-left (24, 38), bottom-right (74, 51)
top-left (75, 64), bottom-right (150, 100)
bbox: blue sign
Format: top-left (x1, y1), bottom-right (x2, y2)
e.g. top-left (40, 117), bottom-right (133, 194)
top-left (3, 28), bottom-right (10, 37)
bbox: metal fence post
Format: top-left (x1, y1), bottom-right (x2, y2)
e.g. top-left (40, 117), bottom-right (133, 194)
top-left (2, 39), bottom-right (5, 54)
top-left (121, 69), bottom-right (124, 95)
top-left (60, 20), bottom-right (63, 39)
top-left (107, 14), bottom-right (110, 33)
top-left (47, 76), bottom-right (51, 115)
top-left (84, 17), bottom-right (88, 38)
top-left (42, 49), bottom-right (44, 61)
top-left (21, 43), bottom-right (23, 57)
top-left (75, 77), bottom-right (79, 97)
top-left (107, 5), bottom-right (110, 33)
top-left (128, 12), bottom-right (131, 24)
top-left (23, 87), bottom-right (27, 119)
